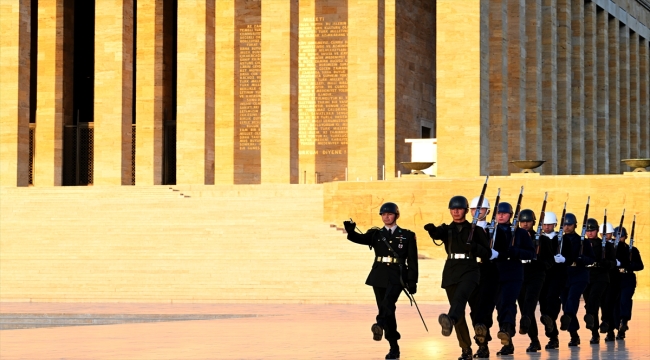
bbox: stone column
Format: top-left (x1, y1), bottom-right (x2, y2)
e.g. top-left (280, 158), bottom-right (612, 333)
top-left (596, 8), bottom-right (609, 174)
top-left (608, 17), bottom-right (620, 174)
top-left (135, 0), bottom-right (164, 185)
top-left (488, 0), bottom-right (508, 175)
top-left (348, 0), bottom-right (379, 181)
top-left (506, 0), bottom-right (525, 174)
top-left (297, 1), bottom-right (315, 183)
top-left (640, 37), bottom-right (649, 158)
top-left (629, 32), bottom-right (640, 158)
top-left (384, 0), bottom-right (396, 179)
top-left (541, 0), bottom-right (557, 175)
top-left (260, 0), bottom-right (297, 183)
top-left (214, 1), bottom-right (235, 184)
top-left (525, 0), bottom-right (542, 162)
top-left (584, 2), bottom-right (597, 174)
top-left (619, 24), bottom-right (630, 163)
top-left (0, 0), bottom-right (30, 187)
top-left (176, 0), bottom-right (215, 184)
top-left (556, 0), bottom-right (571, 174)
top-left (570, 0), bottom-right (584, 174)
top-left (34, 0), bottom-right (73, 186)
top-left (94, 0), bottom-right (134, 185)
top-left (436, 0), bottom-right (487, 177)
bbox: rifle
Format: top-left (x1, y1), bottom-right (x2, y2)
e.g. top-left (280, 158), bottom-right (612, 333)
top-left (629, 215), bottom-right (636, 261)
top-left (535, 192), bottom-right (548, 257)
top-left (614, 209), bottom-right (625, 250)
top-left (466, 176), bottom-right (489, 252)
top-left (489, 188), bottom-right (501, 249)
top-left (557, 202), bottom-right (567, 254)
top-left (579, 197), bottom-right (591, 255)
top-left (511, 186), bottom-right (524, 246)
top-left (601, 209), bottom-right (607, 259)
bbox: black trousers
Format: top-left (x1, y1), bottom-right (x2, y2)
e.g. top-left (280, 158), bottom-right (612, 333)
top-left (469, 262), bottom-right (498, 332)
top-left (561, 280), bottom-right (588, 332)
top-left (496, 280), bottom-right (523, 335)
top-left (619, 273), bottom-right (637, 321)
top-left (445, 280), bottom-right (478, 349)
top-left (603, 273), bottom-right (620, 330)
top-left (583, 280), bottom-right (609, 333)
top-left (517, 270), bottom-right (545, 340)
top-left (539, 272), bottom-right (565, 339)
top-left (373, 284), bottom-right (403, 341)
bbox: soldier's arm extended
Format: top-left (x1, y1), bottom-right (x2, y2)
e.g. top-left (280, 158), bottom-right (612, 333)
top-left (423, 223), bottom-right (448, 243)
top-left (407, 231), bottom-right (419, 284)
top-left (343, 220), bottom-right (376, 246)
top-left (629, 247), bottom-right (644, 272)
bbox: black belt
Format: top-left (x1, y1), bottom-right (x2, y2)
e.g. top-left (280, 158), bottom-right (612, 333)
top-left (521, 260), bottom-right (532, 264)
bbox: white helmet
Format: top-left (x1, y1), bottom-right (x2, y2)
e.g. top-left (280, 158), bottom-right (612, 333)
top-left (543, 211), bottom-right (558, 225)
top-left (599, 222), bottom-right (615, 234)
top-left (470, 196), bottom-right (491, 209)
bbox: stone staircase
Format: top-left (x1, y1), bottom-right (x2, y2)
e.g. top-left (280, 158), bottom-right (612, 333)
top-left (0, 185), bottom-right (445, 304)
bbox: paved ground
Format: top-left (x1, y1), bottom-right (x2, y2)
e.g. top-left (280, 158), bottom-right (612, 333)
top-left (1, 301), bottom-right (648, 359)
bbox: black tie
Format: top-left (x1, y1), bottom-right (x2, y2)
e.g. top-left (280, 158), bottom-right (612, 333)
top-left (388, 229), bottom-right (392, 236)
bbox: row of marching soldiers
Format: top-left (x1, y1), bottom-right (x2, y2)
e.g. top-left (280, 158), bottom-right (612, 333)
top-left (427, 194), bottom-right (644, 359)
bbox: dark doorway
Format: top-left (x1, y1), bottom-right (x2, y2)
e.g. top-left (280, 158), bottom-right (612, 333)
top-left (162, 0), bottom-right (177, 185)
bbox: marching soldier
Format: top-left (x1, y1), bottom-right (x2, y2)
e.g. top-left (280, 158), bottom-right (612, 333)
top-left (557, 213), bottom-right (595, 347)
top-left (516, 209), bottom-right (553, 352)
top-left (600, 223), bottom-right (619, 341)
top-left (538, 212), bottom-right (566, 350)
top-left (343, 202), bottom-right (419, 360)
top-left (582, 219), bottom-right (616, 344)
top-left (613, 226), bottom-right (644, 340)
top-left (489, 202), bottom-right (535, 355)
top-left (467, 196), bottom-right (499, 358)
top-left (424, 196), bottom-right (492, 360)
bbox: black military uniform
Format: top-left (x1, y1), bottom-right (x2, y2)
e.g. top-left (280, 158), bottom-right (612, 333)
top-left (558, 213), bottom-right (595, 347)
top-left (613, 226), bottom-right (644, 340)
top-left (425, 196), bottom-right (491, 360)
top-left (516, 209), bottom-right (554, 353)
top-left (490, 202), bottom-right (536, 356)
top-left (344, 202), bottom-right (418, 360)
top-left (538, 227), bottom-right (565, 349)
top-left (601, 229), bottom-right (620, 342)
top-left (468, 222), bottom-right (499, 359)
top-left (582, 219), bottom-right (616, 344)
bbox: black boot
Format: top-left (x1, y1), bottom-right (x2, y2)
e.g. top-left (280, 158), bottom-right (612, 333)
top-left (371, 323), bottom-right (384, 341)
top-left (545, 337), bottom-right (559, 349)
top-left (599, 321), bottom-right (609, 334)
top-left (474, 344), bottom-right (489, 358)
top-left (617, 323), bottom-right (627, 340)
top-left (458, 347), bottom-right (472, 360)
top-left (497, 326), bottom-right (511, 346)
top-left (589, 333), bottom-right (600, 344)
top-left (604, 331), bottom-right (616, 342)
top-left (526, 338), bottom-right (541, 352)
top-left (439, 314), bottom-right (455, 337)
top-left (568, 333), bottom-right (580, 347)
top-left (474, 324), bottom-right (487, 345)
top-left (619, 319), bottom-right (629, 332)
top-left (559, 314), bottom-right (571, 331)
top-left (519, 315), bottom-right (531, 335)
top-left (540, 314), bottom-right (554, 333)
top-left (385, 349), bottom-right (400, 359)
top-left (386, 340), bottom-right (400, 360)
top-left (496, 344), bottom-right (514, 356)
top-left (584, 314), bottom-right (595, 329)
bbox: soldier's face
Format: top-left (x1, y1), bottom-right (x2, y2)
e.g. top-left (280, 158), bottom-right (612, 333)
top-left (450, 208), bottom-right (467, 222)
top-left (542, 223), bottom-right (556, 234)
top-left (586, 229), bottom-right (598, 239)
top-left (497, 212), bottom-right (511, 224)
top-left (470, 207), bottom-right (489, 221)
top-left (602, 233), bottom-right (612, 240)
top-left (619, 235), bottom-right (627, 243)
top-left (520, 221), bottom-right (534, 231)
top-left (382, 213), bottom-right (397, 226)
top-left (563, 224), bottom-right (576, 234)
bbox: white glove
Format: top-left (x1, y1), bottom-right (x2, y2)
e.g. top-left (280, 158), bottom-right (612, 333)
top-left (554, 254), bottom-right (566, 263)
top-left (616, 259), bottom-right (621, 267)
top-left (490, 249), bottom-right (499, 261)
